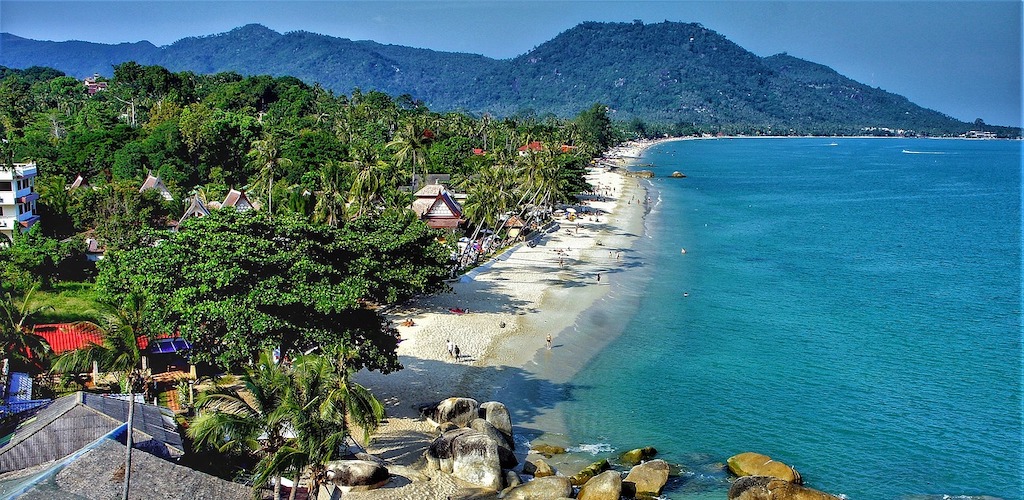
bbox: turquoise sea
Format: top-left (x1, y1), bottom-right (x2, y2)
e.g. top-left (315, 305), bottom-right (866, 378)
top-left (529, 138), bottom-right (1022, 499)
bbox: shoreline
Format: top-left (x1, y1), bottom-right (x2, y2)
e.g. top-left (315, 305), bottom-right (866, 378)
top-left (348, 139), bottom-right (669, 498)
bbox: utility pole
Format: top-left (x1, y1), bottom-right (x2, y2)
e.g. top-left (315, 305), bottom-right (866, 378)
top-left (122, 395), bottom-right (134, 500)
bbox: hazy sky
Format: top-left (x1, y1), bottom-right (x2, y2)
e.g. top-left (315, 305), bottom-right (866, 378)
top-left (2, 1), bottom-right (1021, 127)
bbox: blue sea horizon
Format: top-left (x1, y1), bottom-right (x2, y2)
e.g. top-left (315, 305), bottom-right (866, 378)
top-left (524, 138), bottom-right (1021, 499)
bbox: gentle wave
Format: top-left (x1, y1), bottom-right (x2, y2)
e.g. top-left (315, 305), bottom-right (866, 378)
top-left (568, 443), bottom-right (615, 455)
top-left (902, 149), bottom-right (947, 154)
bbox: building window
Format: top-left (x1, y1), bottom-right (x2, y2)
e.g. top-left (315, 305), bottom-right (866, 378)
top-left (0, 181), bottom-right (10, 191)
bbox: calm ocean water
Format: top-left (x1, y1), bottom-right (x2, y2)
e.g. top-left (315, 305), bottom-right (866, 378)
top-left (544, 138), bottom-right (1021, 499)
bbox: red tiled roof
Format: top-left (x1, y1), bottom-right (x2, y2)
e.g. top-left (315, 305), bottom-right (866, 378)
top-left (33, 323), bottom-right (174, 354)
top-left (34, 323), bottom-right (104, 354)
top-left (518, 141), bottom-right (543, 152)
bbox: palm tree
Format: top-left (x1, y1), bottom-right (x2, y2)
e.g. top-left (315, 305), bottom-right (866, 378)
top-left (188, 351), bottom-right (292, 500)
top-left (248, 134), bottom-right (293, 216)
top-left (387, 122), bottom-right (431, 190)
top-left (50, 295), bottom-right (150, 394)
top-left (258, 351), bottom-right (384, 499)
top-left (0, 286), bottom-right (52, 375)
top-left (313, 161), bottom-right (347, 227)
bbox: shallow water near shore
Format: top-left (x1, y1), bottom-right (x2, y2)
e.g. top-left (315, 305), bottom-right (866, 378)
top-left (525, 138), bottom-right (1021, 499)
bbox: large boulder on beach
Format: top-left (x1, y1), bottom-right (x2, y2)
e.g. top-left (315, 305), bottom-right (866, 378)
top-left (425, 428), bottom-right (503, 490)
top-left (323, 460), bottom-right (390, 492)
top-left (425, 428), bottom-right (474, 472)
top-left (577, 470), bottom-right (622, 500)
top-left (620, 446), bottom-right (658, 466)
top-left (728, 476), bottom-right (842, 500)
top-left (469, 418), bottom-right (517, 468)
top-left (623, 459), bottom-right (670, 497)
top-left (423, 397), bottom-right (480, 428)
top-left (500, 475), bottom-right (573, 500)
top-left (479, 401), bottom-right (514, 447)
top-left (569, 459), bottom-right (611, 486)
top-left (727, 452), bottom-right (802, 484)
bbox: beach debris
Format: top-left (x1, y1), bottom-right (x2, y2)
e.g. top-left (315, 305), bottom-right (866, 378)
top-left (570, 458), bottom-right (612, 486)
top-left (500, 475), bottom-right (572, 500)
top-left (323, 459), bottom-right (390, 493)
top-left (522, 458), bottom-right (556, 478)
top-left (728, 475), bottom-right (842, 500)
top-left (577, 469), bottom-right (622, 500)
top-left (530, 443), bottom-right (567, 457)
top-left (619, 446), bottom-right (658, 466)
top-left (727, 452), bottom-right (802, 484)
top-left (623, 459), bottom-right (671, 497)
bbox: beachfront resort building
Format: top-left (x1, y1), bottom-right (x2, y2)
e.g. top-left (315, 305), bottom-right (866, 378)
top-left (0, 162), bottom-right (40, 245)
top-left (411, 182), bottom-right (467, 229)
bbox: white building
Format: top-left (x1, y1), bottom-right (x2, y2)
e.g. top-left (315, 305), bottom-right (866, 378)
top-left (0, 162), bottom-right (40, 244)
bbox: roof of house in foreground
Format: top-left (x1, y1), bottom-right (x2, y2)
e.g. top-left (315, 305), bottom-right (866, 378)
top-left (0, 392), bottom-right (182, 474)
top-left (0, 434), bottom-right (250, 499)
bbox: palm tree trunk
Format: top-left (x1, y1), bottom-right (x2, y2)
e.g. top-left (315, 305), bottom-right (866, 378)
top-left (288, 471), bottom-right (300, 500)
top-left (273, 475), bottom-right (281, 500)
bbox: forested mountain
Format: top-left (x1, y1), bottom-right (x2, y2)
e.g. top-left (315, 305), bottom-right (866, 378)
top-left (0, 21), bottom-right (999, 134)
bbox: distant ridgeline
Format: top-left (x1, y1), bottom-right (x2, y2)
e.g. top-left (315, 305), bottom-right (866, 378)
top-left (1, 21), bottom-right (1017, 136)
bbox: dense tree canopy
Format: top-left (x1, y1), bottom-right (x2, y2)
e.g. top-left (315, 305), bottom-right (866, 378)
top-left (95, 209), bottom-right (451, 369)
top-left (0, 60), bottom-right (610, 376)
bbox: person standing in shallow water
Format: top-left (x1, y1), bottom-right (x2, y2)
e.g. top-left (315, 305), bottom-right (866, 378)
top-left (546, 334), bottom-right (552, 349)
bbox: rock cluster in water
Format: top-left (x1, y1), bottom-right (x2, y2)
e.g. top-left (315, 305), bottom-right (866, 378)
top-left (417, 399), bottom-right (843, 499)
top-left (726, 452), bottom-right (842, 500)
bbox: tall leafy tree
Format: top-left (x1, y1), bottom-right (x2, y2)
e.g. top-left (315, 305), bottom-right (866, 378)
top-left (95, 210), bottom-right (449, 369)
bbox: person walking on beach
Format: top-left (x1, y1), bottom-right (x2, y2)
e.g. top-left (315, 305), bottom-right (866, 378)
top-left (447, 339), bottom-right (454, 358)
top-left (597, 273), bottom-right (601, 282)
top-left (453, 344), bottom-right (461, 361)
top-left (546, 334), bottom-right (552, 350)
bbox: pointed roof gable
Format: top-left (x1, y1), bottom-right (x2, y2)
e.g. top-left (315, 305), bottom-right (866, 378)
top-left (139, 173), bottom-right (173, 201)
top-left (221, 189), bottom-right (253, 211)
top-left (180, 195), bottom-right (211, 221)
top-left (67, 175), bottom-right (89, 190)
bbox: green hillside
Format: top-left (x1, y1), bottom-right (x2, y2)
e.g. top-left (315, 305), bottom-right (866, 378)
top-left (0, 21), bottom-right (1008, 135)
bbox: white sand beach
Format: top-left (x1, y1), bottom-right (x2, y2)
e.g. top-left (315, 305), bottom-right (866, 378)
top-left (347, 140), bottom-right (664, 499)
